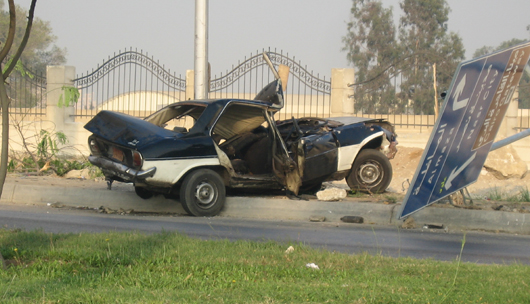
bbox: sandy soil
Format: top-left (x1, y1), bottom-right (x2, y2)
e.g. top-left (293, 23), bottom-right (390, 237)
top-left (388, 147), bottom-right (530, 197)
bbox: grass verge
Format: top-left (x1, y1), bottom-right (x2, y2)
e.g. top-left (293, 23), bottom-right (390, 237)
top-left (478, 186), bottom-right (530, 203)
top-left (1, 229), bottom-right (529, 303)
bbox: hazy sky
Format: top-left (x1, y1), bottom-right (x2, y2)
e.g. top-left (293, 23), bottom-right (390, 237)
top-left (19, 0), bottom-right (530, 77)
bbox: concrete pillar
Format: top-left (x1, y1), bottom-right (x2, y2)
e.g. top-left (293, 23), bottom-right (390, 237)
top-left (330, 68), bottom-right (355, 117)
top-left (186, 70), bottom-right (195, 100)
top-left (46, 66), bottom-right (75, 132)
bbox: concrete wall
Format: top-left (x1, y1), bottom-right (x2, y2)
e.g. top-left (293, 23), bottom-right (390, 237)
top-left (97, 91), bottom-right (181, 112)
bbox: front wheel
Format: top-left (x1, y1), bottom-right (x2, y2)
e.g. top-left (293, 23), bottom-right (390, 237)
top-left (180, 169), bottom-right (226, 216)
top-left (346, 149), bottom-right (392, 193)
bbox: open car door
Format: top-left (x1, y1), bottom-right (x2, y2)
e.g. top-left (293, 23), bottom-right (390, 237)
top-left (266, 111), bottom-right (303, 195)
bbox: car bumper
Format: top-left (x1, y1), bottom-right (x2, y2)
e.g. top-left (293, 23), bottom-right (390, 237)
top-left (88, 155), bottom-right (157, 181)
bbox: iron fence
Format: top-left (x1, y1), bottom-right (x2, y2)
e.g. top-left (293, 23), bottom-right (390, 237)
top-left (6, 67), bottom-right (46, 118)
top-left (209, 49), bottom-right (331, 121)
top-left (73, 48), bottom-right (186, 121)
top-left (351, 70), bottom-right (438, 132)
top-left (517, 109), bottom-right (530, 131)
top-left (4, 48), bottom-right (529, 134)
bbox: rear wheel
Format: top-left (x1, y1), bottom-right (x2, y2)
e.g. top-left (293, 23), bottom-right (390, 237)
top-left (135, 186), bottom-right (154, 199)
top-left (346, 149), bottom-right (392, 193)
top-left (180, 169), bottom-right (226, 216)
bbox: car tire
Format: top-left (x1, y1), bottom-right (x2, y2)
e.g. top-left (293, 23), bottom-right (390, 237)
top-left (346, 149), bottom-right (392, 193)
top-left (135, 186), bottom-right (154, 199)
top-left (180, 169), bottom-right (226, 217)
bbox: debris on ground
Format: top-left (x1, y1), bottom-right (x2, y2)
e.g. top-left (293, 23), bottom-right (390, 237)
top-left (309, 215), bottom-right (326, 222)
top-left (316, 187), bottom-right (347, 201)
top-left (97, 206), bottom-right (133, 215)
top-left (47, 202), bottom-right (64, 208)
top-left (340, 215), bottom-right (364, 224)
top-left (305, 263), bottom-right (319, 270)
top-left (422, 223), bottom-right (445, 229)
top-left (401, 217), bottom-right (416, 229)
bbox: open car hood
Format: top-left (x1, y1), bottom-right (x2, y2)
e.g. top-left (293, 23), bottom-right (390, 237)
top-left (84, 110), bottom-right (177, 149)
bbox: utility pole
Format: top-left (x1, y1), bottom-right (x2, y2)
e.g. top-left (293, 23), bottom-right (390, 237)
top-left (194, 0), bottom-right (209, 99)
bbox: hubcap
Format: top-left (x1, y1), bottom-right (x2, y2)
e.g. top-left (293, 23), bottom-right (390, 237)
top-left (195, 182), bottom-right (216, 206)
top-left (358, 162), bottom-right (381, 184)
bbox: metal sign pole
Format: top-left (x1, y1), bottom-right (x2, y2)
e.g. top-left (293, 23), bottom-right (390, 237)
top-left (194, 0), bottom-right (209, 99)
top-left (490, 128), bottom-right (530, 151)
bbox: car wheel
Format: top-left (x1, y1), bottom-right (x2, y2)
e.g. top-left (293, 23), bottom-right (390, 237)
top-left (346, 149), bottom-right (392, 193)
top-left (180, 169), bottom-right (226, 216)
top-left (135, 186), bottom-right (154, 199)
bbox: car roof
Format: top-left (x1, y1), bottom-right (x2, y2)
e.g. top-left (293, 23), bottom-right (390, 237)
top-left (164, 98), bottom-right (277, 110)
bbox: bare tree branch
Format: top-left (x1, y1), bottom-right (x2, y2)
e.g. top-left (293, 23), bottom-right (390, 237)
top-left (0, 0), bottom-right (16, 63)
top-left (3, 0), bottom-right (37, 78)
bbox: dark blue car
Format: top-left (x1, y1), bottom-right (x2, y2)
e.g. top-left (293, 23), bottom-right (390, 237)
top-left (85, 76), bottom-right (397, 217)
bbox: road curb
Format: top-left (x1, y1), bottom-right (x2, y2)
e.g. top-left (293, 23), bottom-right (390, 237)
top-left (2, 179), bottom-right (529, 234)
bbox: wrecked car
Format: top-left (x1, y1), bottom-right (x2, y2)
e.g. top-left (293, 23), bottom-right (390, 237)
top-left (85, 58), bottom-right (397, 217)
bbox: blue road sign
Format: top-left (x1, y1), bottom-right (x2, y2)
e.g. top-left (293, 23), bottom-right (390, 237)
top-left (399, 41), bottom-right (530, 219)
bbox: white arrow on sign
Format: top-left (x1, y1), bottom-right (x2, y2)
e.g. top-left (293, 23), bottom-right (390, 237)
top-left (444, 152), bottom-right (477, 190)
top-left (452, 74), bottom-right (469, 111)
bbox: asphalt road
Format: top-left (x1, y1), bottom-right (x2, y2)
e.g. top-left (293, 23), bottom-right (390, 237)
top-left (2, 203), bottom-right (530, 265)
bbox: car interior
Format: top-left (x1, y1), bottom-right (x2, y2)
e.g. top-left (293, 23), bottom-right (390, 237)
top-left (212, 103), bottom-right (274, 176)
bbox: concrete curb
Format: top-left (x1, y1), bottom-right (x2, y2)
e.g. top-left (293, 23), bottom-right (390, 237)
top-left (3, 179), bottom-right (529, 234)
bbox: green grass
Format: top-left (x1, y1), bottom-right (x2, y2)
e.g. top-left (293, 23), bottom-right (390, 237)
top-left (485, 187), bottom-right (506, 201)
top-left (1, 229), bottom-right (530, 303)
top-left (483, 186), bottom-right (530, 203)
top-left (513, 186), bottom-right (530, 203)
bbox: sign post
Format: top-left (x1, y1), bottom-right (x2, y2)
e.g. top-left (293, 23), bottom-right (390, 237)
top-left (399, 42), bottom-right (530, 219)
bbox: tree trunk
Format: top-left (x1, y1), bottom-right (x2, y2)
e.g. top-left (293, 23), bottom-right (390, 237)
top-left (0, 0), bottom-right (37, 199)
top-left (0, 77), bottom-right (8, 199)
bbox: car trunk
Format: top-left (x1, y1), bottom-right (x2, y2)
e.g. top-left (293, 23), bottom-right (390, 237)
top-left (84, 110), bottom-right (178, 150)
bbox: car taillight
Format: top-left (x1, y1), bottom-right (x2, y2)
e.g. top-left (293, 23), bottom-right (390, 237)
top-left (132, 150), bottom-right (143, 167)
top-left (89, 139), bottom-right (100, 154)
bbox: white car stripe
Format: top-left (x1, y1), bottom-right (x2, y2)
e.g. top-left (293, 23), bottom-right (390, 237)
top-left (337, 131), bottom-right (384, 171)
top-left (144, 157), bottom-right (220, 186)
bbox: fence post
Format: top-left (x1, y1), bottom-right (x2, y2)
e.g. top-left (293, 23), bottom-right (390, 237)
top-left (330, 68), bottom-right (355, 117)
top-left (46, 66), bottom-right (75, 131)
top-left (186, 69), bottom-right (195, 101)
